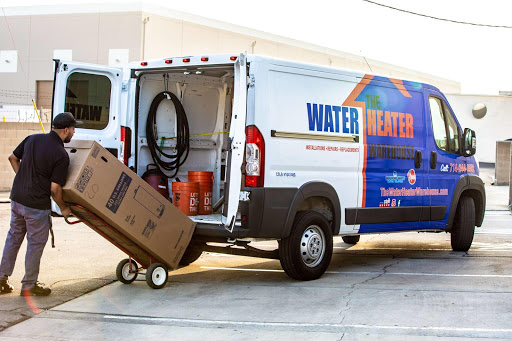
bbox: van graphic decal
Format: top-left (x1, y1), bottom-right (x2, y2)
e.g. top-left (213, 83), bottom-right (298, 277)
top-left (368, 144), bottom-right (414, 160)
top-left (305, 144), bottom-right (359, 152)
top-left (366, 110), bottom-right (414, 138)
top-left (385, 171), bottom-right (406, 184)
top-left (407, 169), bottom-right (417, 185)
top-left (342, 75), bottom-right (374, 208)
top-left (306, 103), bottom-right (360, 134)
top-left (344, 75), bottom-right (423, 218)
top-left (380, 187), bottom-right (449, 197)
top-left (389, 78), bottom-right (413, 98)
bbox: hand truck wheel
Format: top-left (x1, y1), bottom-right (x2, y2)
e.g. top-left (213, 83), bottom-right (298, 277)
top-left (116, 259), bottom-right (138, 284)
top-left (145, 263), bottom-right (168, 289)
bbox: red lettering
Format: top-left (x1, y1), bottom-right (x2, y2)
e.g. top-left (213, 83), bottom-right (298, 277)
top-left (399, 112), bottom-right (406, 138)
top-left (377, 110), bottom-right (384, 136)
top-left (406, 113), bottom-right (414, 138)
top-left (383, 111), bottom-right (392, 137)
top-left (390, 112), bottom-right (398, 137)
top-left (367, 109), bottom-right (376, 136)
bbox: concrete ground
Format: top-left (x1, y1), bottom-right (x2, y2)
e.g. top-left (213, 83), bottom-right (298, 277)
top-left (0, 166), bottom-right (510, 340)
top-left (0, 201), bottom-right (126, 331)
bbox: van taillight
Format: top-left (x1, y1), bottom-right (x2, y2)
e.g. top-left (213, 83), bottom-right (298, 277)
top-left (245, 125), bottom-right (265, 187)
top-left (120, 126), bottom-right (131, 165)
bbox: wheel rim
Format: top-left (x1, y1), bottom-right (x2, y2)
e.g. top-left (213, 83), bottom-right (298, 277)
top-left (122, 262), bottom-right (137, 281)
top-left (152, 267), bottom-right (167, 286)
top-left (300, 225), bottom-right (326, 268)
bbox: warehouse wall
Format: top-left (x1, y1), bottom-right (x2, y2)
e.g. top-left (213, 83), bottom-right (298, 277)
top-left (446, 94), bottom-right (512, 164)
top-left (0, 11), bottom-right (142, 108)
top-left (0, 122), bottom-right (51, 191)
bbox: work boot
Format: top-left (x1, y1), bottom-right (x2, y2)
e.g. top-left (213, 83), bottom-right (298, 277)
top-left (20, 282), bottom-right (51, 296)
top-left (0, 279), bottom-right (14, 294)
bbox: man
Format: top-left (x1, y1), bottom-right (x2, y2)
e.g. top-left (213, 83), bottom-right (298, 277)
top-left (0, 112), bottom-right (82, 296)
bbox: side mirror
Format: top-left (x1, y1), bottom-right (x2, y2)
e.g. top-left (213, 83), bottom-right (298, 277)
top-left (462, 128), bottom-right (476, 156)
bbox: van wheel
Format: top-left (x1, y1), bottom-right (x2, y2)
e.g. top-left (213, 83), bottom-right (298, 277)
top-left (179, 243), bottom-right (205, 266)
top-left (342, 235), bottom-right (360, 245)
top-left (451, 196), bottom-right (476, 252)
top-left (279, 211), bottom-right (333, 281)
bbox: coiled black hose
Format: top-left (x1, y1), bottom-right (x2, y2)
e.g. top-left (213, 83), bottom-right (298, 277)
top-left (146, 91), bottom-right (189, 178)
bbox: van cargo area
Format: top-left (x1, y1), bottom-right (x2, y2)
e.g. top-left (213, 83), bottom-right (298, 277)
top-left (135, 65), bottom-right (236, 228)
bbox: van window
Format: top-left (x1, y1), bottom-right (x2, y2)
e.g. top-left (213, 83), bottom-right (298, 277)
top-left (64, 72), bottom-right (111, 130)
top-left (429, 97), bottom-right (448, 151)
top-left (443, 102), bottom-right (460, 152)
top-left (429, 96), bottom-right (460, 154)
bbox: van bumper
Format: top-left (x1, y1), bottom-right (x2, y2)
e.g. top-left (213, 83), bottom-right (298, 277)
top-left (192, 187), bottom-right (298, 241)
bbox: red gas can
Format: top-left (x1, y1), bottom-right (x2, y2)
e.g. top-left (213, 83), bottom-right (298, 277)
top-left (142, 164), bottom-right (169, 199)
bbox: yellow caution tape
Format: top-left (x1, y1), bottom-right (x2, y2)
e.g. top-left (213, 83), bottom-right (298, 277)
top-left (32, 99), bottom-right (45, 133)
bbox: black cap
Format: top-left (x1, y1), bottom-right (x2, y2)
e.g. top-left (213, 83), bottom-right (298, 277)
top-left (53, 112), bottom-right (83, 129)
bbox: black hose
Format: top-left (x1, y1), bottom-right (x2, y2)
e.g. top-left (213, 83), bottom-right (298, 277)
top-left (146, 91), bottom-right (190, 178)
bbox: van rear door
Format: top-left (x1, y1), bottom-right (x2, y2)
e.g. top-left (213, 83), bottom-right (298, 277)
top-left (52, 60), bottom-right (124, 158)
top-left (222, 54), bottom-right (248, 231)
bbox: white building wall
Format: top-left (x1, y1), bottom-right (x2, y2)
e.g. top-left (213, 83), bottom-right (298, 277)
top-left (446, 94), bottom-right (512, 164)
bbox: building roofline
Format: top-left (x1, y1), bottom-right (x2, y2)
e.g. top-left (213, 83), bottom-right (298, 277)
top-left (3, 2), bottom-right (459, 88)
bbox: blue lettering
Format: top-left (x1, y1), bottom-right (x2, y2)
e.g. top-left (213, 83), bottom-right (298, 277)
top-left (342, 106), bottom-right (349, 134)
top-left (307, 103), bottom-right (323, 131)
top-left (324, 105), bottom-right (334, 132)
top-left (333, 106), bottom-right (341, 133)
top-left (350, 108), bottom-right (359, 134)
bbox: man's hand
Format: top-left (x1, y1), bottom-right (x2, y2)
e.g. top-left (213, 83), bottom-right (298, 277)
top-left (61, 205), bottom-right (71, 218)
top-left (51, 182), bottom-right (70, 218)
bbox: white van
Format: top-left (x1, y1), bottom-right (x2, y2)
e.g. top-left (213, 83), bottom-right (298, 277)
top-left (51, 53), bottom-right (485, 280)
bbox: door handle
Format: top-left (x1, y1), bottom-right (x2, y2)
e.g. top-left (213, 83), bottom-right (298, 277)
top-left (430, 151), bottom-right (437, 169)
top-left (414, 150), bottom-right (422, 169)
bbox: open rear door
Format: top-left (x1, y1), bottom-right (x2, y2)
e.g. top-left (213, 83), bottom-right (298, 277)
top-left (222, 53), bottom-right (248, 231)
top-left (52, 60), bottom-right (124, 157)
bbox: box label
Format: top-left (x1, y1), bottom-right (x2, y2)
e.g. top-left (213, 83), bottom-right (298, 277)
top-left (142, 219), bottom-right (156, 239)
top-left (133, 185), bottom-right (166, 218)
top-left (76, 166), bottom-right (94, 193)
top-left (106, 172), bottom-right (132, 214)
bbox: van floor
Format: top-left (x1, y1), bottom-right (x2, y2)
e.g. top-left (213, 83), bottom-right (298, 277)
top-left (189, 214), bottom-right (223, 225)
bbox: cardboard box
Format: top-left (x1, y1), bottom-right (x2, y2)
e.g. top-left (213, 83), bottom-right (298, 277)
top-left (63, 140), bottom-right (195, 269)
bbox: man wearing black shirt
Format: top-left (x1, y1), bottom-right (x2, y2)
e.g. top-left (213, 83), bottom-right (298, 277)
top-left (0, 112), bottom-right (82, 296)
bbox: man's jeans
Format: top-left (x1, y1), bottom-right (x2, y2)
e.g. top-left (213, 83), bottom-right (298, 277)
top-left (0, 201), bottom-right (51, 289)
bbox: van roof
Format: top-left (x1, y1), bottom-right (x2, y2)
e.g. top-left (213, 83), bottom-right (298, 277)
top-left (129, 53), bottom-right (440, 92)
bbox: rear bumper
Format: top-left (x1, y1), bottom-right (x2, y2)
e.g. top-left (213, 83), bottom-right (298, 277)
top-left (192, 187), bottom-right (298, 241)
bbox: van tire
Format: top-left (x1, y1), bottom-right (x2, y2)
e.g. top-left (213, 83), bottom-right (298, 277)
top-left (179, 243), bottom-right (204, 266)
top-left (342, 236), bottom-right (360, 245)
top-left (450, 196), bottom-right (476, 252)
top-left (279, 211), bottom-right (333, 281)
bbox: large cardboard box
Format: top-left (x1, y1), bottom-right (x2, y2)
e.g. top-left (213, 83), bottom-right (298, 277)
top-left (63, 140), bottom-right (195, 269)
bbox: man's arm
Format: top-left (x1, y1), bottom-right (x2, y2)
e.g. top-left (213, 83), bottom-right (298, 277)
top-left (8, 153), bottom-right (20, 174)
top-left (50, 182), bottom-right (71, 218)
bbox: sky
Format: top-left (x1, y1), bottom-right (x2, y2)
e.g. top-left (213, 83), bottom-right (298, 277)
top-left (1, 0), bottom-right (512, 95)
